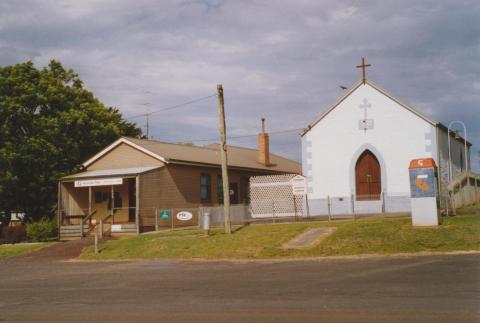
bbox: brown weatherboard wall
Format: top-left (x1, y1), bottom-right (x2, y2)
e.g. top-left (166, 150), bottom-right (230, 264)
top-left (87, 143), bottom-right (164, 170)
top-left (138, 164), bottom-right (280, 229)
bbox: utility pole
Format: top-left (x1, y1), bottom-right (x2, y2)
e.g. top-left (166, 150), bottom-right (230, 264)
top-left (217, 84), bottom-right (231, 234)
top-left (145, 113), bottom-right (150, 139)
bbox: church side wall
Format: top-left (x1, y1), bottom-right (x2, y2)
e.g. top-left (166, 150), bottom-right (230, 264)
top-left (437, 127), bottom-right (471, 203)
top-left (303, 84), bottom-right (437, 203)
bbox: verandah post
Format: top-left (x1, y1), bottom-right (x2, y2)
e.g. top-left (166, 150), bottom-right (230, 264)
top-left (135, 175), bottom-right (140, 235)
top-left (57, 181), bottom-right (61, 240)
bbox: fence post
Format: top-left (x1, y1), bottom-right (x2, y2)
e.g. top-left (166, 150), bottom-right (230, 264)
top-left (94, 225), bottom-right (99, 254)
top-left (272, 200), bottom-right (275, 223)
top-left (327, 195), bottom-right (331, 221)
top-left (155, 208), bottom-right (158, 232)
top-left (382, 191), bottom-right (386, 215)
top-left (475, 178), bottom-right (479, 203)
top-left (171, 209), bottom-right (174, 231)
top-left (351, 194), bottom-right (355, 221)
top-left (305, 194), bottom-right (310, 218)
top-left (293, 196), bottom-right (297, 222)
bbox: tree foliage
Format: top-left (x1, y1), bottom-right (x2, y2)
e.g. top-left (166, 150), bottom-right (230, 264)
top-left (0, 60), bottom-right (141, 222)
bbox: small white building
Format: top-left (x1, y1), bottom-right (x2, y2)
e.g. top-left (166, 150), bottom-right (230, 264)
top-left (301, 78), bottom-right (470, 214)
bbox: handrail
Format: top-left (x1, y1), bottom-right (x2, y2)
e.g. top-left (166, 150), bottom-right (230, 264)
top-left (80, 210), bottom-right (97, 237)
top-left (82, 210), bottom-right (97, 225)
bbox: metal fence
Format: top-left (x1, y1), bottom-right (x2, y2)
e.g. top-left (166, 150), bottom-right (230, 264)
top-left (307, 193), bottom-right (411, 219)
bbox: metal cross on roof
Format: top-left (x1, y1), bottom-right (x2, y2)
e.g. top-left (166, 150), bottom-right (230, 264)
top-left (356, 57), bottom-right (371, 84)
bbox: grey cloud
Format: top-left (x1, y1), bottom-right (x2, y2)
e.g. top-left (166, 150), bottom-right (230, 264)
top-left (0, 0), bottom-right (479, 168)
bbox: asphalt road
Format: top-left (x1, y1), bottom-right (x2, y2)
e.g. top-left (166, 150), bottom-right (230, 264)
top-left (0, 251), bottom-right (479, 322)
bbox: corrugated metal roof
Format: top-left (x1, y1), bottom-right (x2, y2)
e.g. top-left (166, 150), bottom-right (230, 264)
top-left (124, 138), bottom-right (301, 174)
top-left (62, 166), bottom-right (161, 180)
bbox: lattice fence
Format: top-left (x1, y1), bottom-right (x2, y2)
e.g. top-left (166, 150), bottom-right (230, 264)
top-left (250, 174), bottom-right (305, 218)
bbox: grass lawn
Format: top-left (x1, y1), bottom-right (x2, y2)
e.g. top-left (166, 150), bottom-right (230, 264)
top-left (0, 243), bottom-right (51, 258)
top-left (80, 212), bottom-right (480, 260)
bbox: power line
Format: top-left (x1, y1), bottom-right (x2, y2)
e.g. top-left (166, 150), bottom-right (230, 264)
top-left (194, 127), bottom-right (303, 142)
top-left (135, 127), bottom-right (304, 145)
top-left (125, 94), bottom-right (217, 120)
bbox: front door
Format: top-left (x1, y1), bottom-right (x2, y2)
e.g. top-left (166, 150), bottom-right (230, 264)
top-left (128, 178), bottom-right (136, 222)
top-left (355, 150), bottom-right (381, 200)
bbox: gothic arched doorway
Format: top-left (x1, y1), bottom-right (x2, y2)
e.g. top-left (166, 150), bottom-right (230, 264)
top-left (355, 150), bottom-right (381, 200)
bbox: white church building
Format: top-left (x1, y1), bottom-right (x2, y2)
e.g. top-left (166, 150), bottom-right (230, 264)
top-left (301, 76), bottom-right (471, 214)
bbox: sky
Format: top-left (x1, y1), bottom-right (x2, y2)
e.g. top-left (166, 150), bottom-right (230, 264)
top-left (1, 0), bottom-right (479, 170)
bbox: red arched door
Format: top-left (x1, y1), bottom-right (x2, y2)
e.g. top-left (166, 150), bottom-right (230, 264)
top-left (355, 150), bottom-right (381, 200)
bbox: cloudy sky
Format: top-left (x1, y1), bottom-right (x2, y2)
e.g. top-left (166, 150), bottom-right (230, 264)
top-left (1, 0), bottom-right (479, 170)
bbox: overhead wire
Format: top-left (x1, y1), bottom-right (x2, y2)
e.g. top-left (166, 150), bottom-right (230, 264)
top-left (124, 93), bottom-right (217, 120)
top-left (132, 127), bottom-right (304, 147)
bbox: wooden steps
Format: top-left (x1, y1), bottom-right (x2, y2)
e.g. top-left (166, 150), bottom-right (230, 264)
top-left (59, 224), bottom-right (90, 241)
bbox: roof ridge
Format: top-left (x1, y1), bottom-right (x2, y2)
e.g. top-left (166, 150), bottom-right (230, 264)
top-left (123, 136), bottom-right (219, 151)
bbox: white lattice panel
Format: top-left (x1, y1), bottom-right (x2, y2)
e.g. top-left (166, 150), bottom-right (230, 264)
top-left (250, 174), bottom-right (305, 218)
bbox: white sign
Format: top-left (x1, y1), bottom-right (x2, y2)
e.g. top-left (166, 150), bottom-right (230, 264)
top-left (111, 224), bottom-right (123, 232)
top-left (74, 178), bottom-right (123, 187)
top-left (176, 211), bottom-right (193, 221)
top-left (290, 175), bottom-right (307, 195)
top-left (358, 119), bottom-right (374, 130)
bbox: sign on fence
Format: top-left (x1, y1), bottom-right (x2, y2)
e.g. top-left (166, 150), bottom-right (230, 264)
top-left (176, 211), bottom-right (193, 221)
top-left (290, 175), bottom-right (307, 195)
top-left (159, 210), bottom-right (170, 219)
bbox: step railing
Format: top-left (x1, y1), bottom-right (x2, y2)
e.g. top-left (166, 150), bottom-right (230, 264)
top-left (447, 172), bottom-right (480, 213)
top-left (80, 210), bottom-right (97, 237)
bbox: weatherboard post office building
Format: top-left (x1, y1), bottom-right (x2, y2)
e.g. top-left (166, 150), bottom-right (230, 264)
top-left (58, 133), bottom-right (300, 237)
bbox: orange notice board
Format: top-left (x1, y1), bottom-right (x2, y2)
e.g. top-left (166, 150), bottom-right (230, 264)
top-left (409, 158), bottom-right (437, 169)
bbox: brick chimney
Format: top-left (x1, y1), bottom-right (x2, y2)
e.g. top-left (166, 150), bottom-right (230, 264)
top-left (257, 118), bottom-right (270, 166)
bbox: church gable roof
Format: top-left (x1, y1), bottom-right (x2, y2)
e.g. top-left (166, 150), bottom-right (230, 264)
top-left (301, 79), bottom-right (438, 136)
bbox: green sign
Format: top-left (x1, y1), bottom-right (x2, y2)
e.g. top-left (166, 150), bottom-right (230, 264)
top-left (159, 210), bottom-right (171, 220)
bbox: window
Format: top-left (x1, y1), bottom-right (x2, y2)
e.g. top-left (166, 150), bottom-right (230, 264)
top-left (240, 176), bottom-right (250, 204)
top-left (217, 175), bottom-right (224, 204)
top-left (200, 174), bottom-right (211, 202)
top-left (107, 192), bottom-right (122, 210)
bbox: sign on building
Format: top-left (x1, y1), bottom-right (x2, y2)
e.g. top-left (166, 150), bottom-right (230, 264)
top-left (74, 178), bottom-right (123, 187)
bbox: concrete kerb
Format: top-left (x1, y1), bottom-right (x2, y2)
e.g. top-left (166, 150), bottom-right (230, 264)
top-left (68, 250), bottom-right (480, 264)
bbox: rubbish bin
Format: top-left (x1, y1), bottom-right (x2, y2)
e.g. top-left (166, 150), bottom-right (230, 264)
top-left (202, 210), bottom-right (210, 235)
top-left (408, 158), bottom-right (441, 226)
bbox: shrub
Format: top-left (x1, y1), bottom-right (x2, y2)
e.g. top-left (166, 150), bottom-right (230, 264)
top-left (1, 225), bottom-right (27, 244)
top-left (26, 218), bottom-right (57, 242)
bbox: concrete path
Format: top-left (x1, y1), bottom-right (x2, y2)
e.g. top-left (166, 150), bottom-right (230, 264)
top-left (282, 227), bottom-right (337, 249)
top-left (0, 253), bottom-right (478, 322)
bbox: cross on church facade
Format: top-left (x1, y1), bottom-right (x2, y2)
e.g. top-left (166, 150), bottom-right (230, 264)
top-left (356, 57), bottom-right (371, 84)
top-left (358, 98), bottom-right (373, 133)
top-left (359, 98), bottom-right (371, 120)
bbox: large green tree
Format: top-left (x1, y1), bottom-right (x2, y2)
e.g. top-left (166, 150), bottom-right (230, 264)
top-left (0, 60), bottom-right (141, 223)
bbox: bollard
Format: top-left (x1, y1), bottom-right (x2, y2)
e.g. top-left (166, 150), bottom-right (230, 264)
top-left (203, 211), bottom-right (211, 236)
